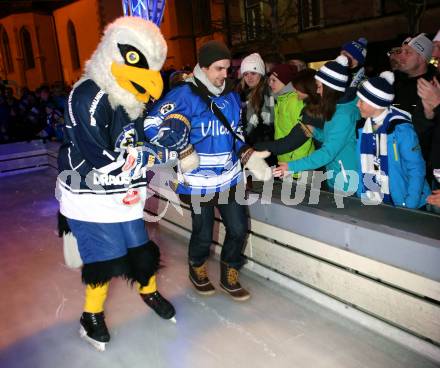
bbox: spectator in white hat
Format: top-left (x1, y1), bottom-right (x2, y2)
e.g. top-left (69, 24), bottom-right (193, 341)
top-left (237, 53), bottom-right (275, 149)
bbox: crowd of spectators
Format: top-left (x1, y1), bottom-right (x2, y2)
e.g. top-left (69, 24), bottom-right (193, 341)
top-left (226, 31), bottom-right (440, 212)
top-left (2, 30), bottom-right (439, 212)
top-left (0, 82), bottom-right (69, 143)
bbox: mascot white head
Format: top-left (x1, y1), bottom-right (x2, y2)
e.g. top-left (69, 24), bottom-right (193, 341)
top-left (84, 16), bottom-right (167, 120)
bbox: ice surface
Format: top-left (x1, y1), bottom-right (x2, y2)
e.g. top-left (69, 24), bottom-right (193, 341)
top-left (0, 169), bottom-right (438, 368)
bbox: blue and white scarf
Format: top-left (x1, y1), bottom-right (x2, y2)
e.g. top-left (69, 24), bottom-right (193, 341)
top-left (360, 109), bottom-right (391, 204)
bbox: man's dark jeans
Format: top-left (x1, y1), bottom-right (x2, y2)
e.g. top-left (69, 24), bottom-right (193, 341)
top-left (188, 199), bottom-right (248, 269)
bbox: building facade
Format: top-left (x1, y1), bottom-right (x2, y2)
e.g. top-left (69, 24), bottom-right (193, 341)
top-left (0, 0), bottom-right (439, 94)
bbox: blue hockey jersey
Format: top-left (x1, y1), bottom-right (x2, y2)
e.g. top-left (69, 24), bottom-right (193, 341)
top-left (144, 82), bottom-right (247, 195)
top-left (57, 79), bottom-right (175, 222)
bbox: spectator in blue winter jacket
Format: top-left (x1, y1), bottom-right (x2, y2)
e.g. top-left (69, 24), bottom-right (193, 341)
top-left (356, 71), bottom-right (431, 209)
top-left (273, 55), bottom-right (360, 193)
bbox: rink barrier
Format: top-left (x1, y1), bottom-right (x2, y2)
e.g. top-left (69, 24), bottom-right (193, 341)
top-left (0, 141), bottom-right (58, 176)
top-left (145, 190), bottom-right (440, 352)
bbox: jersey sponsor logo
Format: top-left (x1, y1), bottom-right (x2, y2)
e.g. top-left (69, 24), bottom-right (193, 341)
top-left (92, 171), bottom-right (147, 186)
top-left (93, 173), bottom-right (132, 186)
top-left (159, 102), bottom-right (175, 115)
top-left (89, 90), bottom-right (105, 126)
top-left (68, 91), bottom-right (77, 126)
top-left (201, 120), bottom-right (237, 137)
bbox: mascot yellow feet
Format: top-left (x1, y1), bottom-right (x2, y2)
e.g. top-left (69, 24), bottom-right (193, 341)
top-left (139, 275), bottom-right (176, 323)
top-left (80, 283), bottom-right (110, 351)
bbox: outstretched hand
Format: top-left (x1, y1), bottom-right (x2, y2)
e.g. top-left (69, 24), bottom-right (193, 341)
top-left (427, 189), bottom-right (440, 207)
top-left (273, 162), bottom-right (289, 178)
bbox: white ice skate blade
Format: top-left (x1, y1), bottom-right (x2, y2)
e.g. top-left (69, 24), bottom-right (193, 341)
top-left (169, 317), bottom-right (177, 324)
top-left (79, 325), bottom-right (106, 352)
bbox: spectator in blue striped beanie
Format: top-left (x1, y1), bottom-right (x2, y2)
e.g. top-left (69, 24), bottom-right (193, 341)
top-left (315, 55), bottom-right (350, 92)
top-left (341, 37), bottom-right (368, 67)
top-left (341, 37), bottom-right (368, 95)
top-left (355, 71), bottom-right (431, 208)
top-left (357, 71), bottom-right (394, 109)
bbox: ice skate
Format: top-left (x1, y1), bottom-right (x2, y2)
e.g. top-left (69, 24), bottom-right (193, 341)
top-left (79, 312), bottom-right (110, 352)
top-left (141, 291), bottom-right (176, 323)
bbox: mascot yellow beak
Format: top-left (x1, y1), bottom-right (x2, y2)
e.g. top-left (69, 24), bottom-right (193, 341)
top-left (111, 62), bottom-right (163, 102)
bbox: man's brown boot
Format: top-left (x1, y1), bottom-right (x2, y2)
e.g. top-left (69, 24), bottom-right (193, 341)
top-left (189, 262), bottom-right (216, 295)
top-left (220, 262), bottom-right (250, 301)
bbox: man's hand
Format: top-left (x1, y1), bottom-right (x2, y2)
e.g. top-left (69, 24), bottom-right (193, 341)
top-left (273, 162), bottom-right (289, 178)
top-left (300, 123), bottom-right (314, 138)
top-left (427, 189), bottom-right (440, 207)
top-left (417, 77), bottom-right (440, 119)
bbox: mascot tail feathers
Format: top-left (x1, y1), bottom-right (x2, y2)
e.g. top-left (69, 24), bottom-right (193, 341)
top-left (58, 211), bottom-right (83, 269)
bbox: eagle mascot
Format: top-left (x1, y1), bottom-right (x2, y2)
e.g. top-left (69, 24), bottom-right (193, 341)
top-left (57, 16), bottom-right (178, 351)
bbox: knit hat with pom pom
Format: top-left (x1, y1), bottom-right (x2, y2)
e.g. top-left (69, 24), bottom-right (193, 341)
top-left (357, 71), bottom-right (395, 109)
top-left (341, 37), bottom-right (368, 66)
top-left (315, 55), bottom-right (350, 92)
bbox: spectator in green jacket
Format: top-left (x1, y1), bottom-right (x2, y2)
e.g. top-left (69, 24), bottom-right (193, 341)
top-left (268, 63), bottom-right (315, 178)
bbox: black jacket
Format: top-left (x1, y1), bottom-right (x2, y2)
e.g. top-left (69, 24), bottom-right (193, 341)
top-left (393, 65), bottom-right (438, 171)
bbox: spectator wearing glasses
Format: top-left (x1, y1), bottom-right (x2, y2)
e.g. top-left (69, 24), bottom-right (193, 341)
top-left (417, 29), bottom-right (440, 211)
top-left (387, 47), bottom-right (402, 71)
top-left (393, 33), bottom-right (437, 182)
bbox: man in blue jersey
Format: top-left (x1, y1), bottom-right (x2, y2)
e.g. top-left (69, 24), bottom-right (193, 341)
top-left (145, 40), bottom-right (271, 301)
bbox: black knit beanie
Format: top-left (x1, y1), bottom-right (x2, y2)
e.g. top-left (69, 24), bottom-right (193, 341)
top-left (198, 40), bottom-right (231, 68)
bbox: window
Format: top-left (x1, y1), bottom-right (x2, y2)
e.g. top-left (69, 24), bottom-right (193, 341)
top-left (67, 20), bottom-right (81, 70)
top-left (299, 0), bottom-right (321, 30)
top-left (245, 0), bottom-right (262, 41)
top-left (0, 27), bottom-right (13, 73)
top-left (192, 0), bottom-right (212, 36)
top-left (20, 27), bottom-right (35, 70)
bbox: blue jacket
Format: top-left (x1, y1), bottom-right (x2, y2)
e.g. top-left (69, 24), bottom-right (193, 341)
top-left (288, 98), bottom-right (360, 192)
top-left (145, 82), bottom-right (246, 195)
top-left (356, 109), bottom-right (431, 209)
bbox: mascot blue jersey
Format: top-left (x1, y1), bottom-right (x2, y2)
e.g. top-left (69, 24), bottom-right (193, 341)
top-left (145, 82), bottom-right (246, 195)
top-left (58, 79), bottom-right (173, 222)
